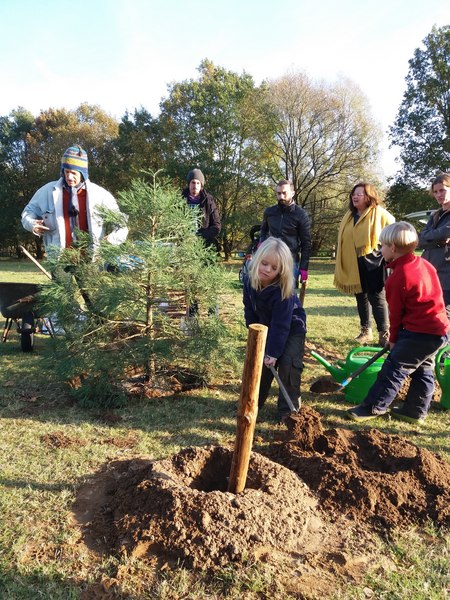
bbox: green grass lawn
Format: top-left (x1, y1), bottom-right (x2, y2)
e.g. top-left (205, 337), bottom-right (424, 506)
top-left (0, 257), bottom-right (49, 284)
top-left (0, 257), bottom-right (449, 599)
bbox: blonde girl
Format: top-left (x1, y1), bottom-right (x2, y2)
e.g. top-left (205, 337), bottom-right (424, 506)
top-left (243, 237), bottom-right (307, 422)
top-left (249, 236), bottom-right (295, 299)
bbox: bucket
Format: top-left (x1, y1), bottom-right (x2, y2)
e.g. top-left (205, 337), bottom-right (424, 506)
top-left (434, 345), bottom-right (450, 410)
top-left (341, 347), bottom-right (386, 405)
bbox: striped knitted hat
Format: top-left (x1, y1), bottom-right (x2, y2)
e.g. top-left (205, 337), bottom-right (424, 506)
top-left (61, 145), bottom-right (89, 181)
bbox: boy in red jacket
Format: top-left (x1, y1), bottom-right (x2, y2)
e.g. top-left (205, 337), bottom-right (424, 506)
top-left (347, 221), bottom-right (449, 424)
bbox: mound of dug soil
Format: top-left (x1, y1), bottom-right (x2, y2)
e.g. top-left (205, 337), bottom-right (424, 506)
top-left (71, 406), bottom-right (449, 598)
top-left (266, 406), bottom-right (450, 529)
top-left (73, 446), bottom-right (329, 571)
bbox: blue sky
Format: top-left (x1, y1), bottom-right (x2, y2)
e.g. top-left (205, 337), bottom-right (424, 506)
top-left (1, 0), bottom-right (448, 178)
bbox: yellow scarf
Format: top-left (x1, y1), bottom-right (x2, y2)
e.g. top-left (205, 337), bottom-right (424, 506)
top-left (333, 205), bottom-right (394, 294)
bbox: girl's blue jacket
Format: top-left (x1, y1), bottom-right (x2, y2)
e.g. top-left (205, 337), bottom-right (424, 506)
top-left (243, 276), bottom-right (306, 359)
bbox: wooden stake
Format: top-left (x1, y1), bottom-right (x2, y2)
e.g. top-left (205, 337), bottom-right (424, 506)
top-left (228, 323), bottom-right (267, 494)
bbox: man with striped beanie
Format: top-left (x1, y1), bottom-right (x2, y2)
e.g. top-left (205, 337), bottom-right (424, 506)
top-left (22, 144), bottom-right (128, 252)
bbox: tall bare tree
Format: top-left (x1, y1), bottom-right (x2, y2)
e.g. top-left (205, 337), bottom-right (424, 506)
top-left (256, 72), bottom-right (381, 250)
top-left (157, 60), bottom-right (271, 258)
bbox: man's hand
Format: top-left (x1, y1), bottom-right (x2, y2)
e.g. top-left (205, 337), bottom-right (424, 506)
top-left (300, 269), bottom-right (308, 282)
top-left (32, 220), bottom-right (49, 236)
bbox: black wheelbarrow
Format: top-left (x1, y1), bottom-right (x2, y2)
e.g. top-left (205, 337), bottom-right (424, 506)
top-left (0, 282), bottom-right (52, 352)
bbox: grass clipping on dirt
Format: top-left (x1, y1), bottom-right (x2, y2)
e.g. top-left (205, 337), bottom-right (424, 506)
top-left (71, 406), bottom-right (450, 582)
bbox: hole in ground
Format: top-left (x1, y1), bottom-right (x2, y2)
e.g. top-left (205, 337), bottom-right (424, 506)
top-left (180, 446), bottom-right (265, 493)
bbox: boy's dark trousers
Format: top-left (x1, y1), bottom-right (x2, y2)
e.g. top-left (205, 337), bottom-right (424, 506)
top-left (258, 333), bottom-right (305, 418)
top-left (361, 329), bottom-right (448, 419)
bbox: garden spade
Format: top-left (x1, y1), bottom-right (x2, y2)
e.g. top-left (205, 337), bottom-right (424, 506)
top-left (337, 345), bottom-right (389, 391)
top-left (269, 364), bottom-right (299, 413)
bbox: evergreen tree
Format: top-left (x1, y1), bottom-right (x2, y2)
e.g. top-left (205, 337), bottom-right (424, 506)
top-left (38, 173), bottom-right (233, 407)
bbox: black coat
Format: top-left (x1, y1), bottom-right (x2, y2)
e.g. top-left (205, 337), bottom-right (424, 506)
top-left (182, 188), bottom-right (221, 247)
top-left (418, 208), bottom-right (450, 292)
top-left (260, 202), bottom-right (311, 269)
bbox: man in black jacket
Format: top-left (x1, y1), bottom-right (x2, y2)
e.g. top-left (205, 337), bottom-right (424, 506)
top-left (260, 179), bottom-right (312, 287)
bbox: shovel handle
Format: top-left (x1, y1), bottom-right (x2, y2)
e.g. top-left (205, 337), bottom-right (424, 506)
top-left (338, 346), bottom-right (389, 390)
top-left (268, 364), bottom-right (298, 413)
top-left (19, 245), bottom-right (52, 280)
top-left (299, 281), bottom-right (307, 306)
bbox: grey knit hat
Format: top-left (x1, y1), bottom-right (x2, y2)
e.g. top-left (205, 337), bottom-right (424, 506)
top-left (186, 168), bottom-right (205, 186)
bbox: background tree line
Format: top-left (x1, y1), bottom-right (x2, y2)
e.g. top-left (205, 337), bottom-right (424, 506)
top-left (1, 24), bottom-right (448, 259)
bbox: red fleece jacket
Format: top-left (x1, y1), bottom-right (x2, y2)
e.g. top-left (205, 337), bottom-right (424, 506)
top-left (385, 253), bottom-right (449, 342)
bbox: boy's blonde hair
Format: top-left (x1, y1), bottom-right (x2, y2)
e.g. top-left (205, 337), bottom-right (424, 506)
top-left (379, 221), bottom-right (418, 253)
top-left (249, 237), bottom-right (294, 300)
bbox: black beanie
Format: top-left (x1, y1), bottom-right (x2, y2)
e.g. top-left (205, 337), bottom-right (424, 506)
top-left (187, 168), bottom-right (205, 186)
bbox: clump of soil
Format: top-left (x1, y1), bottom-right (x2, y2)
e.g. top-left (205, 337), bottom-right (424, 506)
top-left (309, 375), bottom-right (341, 393)
top-left (123, 368), bottom-right (204, 398)
top-left (41, 431), bottom-right (87, 449)
top-left (267, 406), bottom-right (450, 529)
top-left (284, 403), bottom-right (324, 445)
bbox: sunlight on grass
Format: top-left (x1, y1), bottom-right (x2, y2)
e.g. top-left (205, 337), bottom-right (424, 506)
top-left (0, 258), bottom-right (48, 283)
top-left (0, 257), bottom-right (449, 599)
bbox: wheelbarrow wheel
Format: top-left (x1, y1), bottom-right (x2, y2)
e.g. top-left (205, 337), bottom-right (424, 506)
top-left (20, 313), bottom-right (34, 353)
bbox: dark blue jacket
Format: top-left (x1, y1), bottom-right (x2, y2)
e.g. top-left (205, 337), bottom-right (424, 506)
top-left (243, 276), bottom-right (306, 358)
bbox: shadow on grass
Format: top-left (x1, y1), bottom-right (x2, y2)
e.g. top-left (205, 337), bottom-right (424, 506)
top-left (0, 366), bottom-right (241, 450)
top-left (306, 304), bottom-right (356, 317)
top-left (1, 331), bottom-right (449, 460)
top-left (0, 477), bottom-right (73, 492)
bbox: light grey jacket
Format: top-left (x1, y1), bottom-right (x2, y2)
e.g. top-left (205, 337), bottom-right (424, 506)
top-left (418, 208), bottom-right (450, 291)
top-left (21, 178), bottom-right (128, 252)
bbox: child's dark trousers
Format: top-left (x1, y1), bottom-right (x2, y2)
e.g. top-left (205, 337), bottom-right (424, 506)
top-left (361, 329), bottom-right (448, 419)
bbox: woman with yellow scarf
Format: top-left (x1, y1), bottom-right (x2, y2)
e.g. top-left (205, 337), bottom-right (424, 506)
top-left (334, 182), bottom-right (395, 346)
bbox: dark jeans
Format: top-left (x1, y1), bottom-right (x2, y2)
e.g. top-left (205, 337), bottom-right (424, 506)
top-left (361, 330), bottom-right (448, 418)
top-left (355, 290), bottom-right (389, 332)
top-left (293, 261), bottom-right (299, 289)
top-left (258, 333), bottom-right (305, 418)
top-left (188, 301), bottom-right (217, 317)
